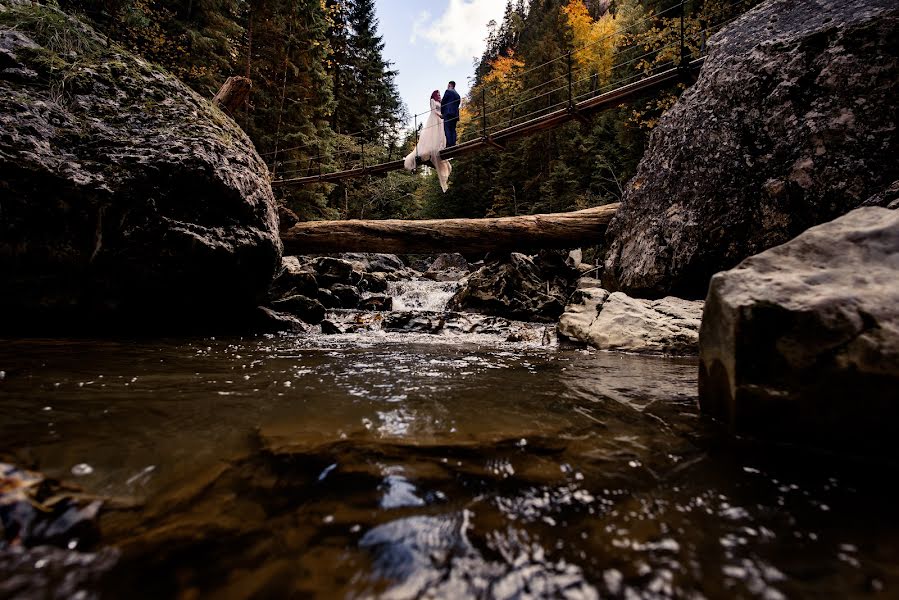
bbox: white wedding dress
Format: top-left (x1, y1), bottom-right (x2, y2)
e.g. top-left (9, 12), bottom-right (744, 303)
top-left (404, 98), bottom-right (452, 192)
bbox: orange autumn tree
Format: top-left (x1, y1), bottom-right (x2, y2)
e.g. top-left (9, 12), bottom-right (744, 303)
top-left (460, 50), bottom-right (525, 139)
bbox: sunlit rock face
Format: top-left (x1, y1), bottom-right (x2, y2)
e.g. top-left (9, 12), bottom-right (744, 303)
top-left (603, 0), bottom-right (899, 299)
top-left (0, 3), bottom-right (280, 331)
top-left (698, 207), bottom-right (899, 451)
top-left (560, 287), bottom-right (703, 355)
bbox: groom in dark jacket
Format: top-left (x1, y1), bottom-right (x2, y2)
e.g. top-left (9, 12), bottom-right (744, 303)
top-left (441, 81), bottom-right (461, 148)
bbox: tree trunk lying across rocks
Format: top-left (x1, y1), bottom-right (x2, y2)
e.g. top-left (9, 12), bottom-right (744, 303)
top-left (213, 76), bottom-right (252, 114)
top-left (281, 203), bottom-right (620, 255)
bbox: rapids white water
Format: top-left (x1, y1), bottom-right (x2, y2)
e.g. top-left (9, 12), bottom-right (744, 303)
top-left (387, 279), bottom-right (459, 312)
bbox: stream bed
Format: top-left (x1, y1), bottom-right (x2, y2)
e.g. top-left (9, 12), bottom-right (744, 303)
top-left (1, 322), bottom-right (898, 598)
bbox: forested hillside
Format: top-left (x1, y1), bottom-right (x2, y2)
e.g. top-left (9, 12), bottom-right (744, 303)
top-left (55, 0), bottom-right (754, 221)
top-left (421, 0), bottom-right (756, 219)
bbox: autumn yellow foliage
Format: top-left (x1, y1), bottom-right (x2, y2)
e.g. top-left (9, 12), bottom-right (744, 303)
top-left (562, 0), bottom-right (617, 86)
top-left (483, 50), bottom-right (526, 95)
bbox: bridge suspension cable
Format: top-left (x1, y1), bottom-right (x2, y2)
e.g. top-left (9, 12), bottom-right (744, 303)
top-left (269, 0), bottom-right (757, 185)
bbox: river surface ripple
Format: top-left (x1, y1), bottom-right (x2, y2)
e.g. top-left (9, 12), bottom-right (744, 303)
top-left (1, 334), bottom-right (897, 599)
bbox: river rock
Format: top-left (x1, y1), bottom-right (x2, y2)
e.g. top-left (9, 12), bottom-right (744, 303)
top-left (340, 253), bottom-right (407, 275)
top-left (360, 271), bottom-right (389, 293)
top-left (360, 294), bottom-right (393, 312)
top-left (320, 319), bottom-right (342, 335)
top-left (271, 257), bottom-right (319, 299)
top-left (860, 180), bottom-right (899, 210)
top-left (330, 283), bottom-right (362, 309)
top-left (253, 307), bottom-right (309, 333)
top-left (0, 3), bottom-right (281, 331)
top-left (316, 288), bottom-right (341, 309)
top-left (424, 253), bottom-right (470, 282)
top-left (270, 294), bottom-right (326, 324)
top-left (560, 288), bottom-right (703, 354)
top-left (383, 313), bottom-right (445, 334)
top-left (698, 207), bottom-right (899, 450)
top-left (313, 257), bottom-right (363, 287)
top-left (603, 0), bottom-right (899, 298)
top-left (448, 252), bottom-right (579, 322)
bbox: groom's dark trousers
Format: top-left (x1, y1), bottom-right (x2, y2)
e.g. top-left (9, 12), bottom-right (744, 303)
top-left (441, 88), bottom-right (461, 147)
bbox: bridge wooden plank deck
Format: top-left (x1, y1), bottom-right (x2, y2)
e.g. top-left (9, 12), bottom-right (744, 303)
top-left (272, 58), bottom-right (705, 187)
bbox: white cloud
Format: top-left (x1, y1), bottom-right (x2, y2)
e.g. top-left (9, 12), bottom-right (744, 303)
top-left (410, 0), bottom-right (507, 67)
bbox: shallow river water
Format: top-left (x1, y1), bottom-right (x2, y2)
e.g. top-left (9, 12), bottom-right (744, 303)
top-left (1, 328), bottom-right (897, 599)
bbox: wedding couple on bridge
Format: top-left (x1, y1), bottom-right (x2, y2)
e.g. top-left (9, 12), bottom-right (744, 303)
top-left (403, 81), bottom-right (461, 193)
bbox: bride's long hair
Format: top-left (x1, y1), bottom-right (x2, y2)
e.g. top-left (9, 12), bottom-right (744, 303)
top-left (431, 90), bottom-right (441, 103)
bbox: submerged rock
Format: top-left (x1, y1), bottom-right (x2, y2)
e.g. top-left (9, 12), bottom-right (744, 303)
top-left (698, 207), bottom-right (899, 451)
top-left (449, 252), bottom-right (579, 322)
top-left (0, 3), bottom-right (281, 331)
top-left (560, 288), bottom-right (703, 354)
top-left (0, 463), bottom-right (101, 549)
top-left (0, 544), bottom-right (118, 600)
top-left (603, 0), bottom-right (899, 298)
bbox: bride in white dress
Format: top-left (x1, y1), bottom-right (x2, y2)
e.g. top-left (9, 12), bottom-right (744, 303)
top-left (404, 90), bottom-right (452, 193)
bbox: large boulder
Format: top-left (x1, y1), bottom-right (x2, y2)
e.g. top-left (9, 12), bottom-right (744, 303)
top-left (0, 3), bottom-right (280, 331)
top-left (448, 251), bottom-right (580, 322)
top-left (560, 287), bottom-right (703, 354)
top-left (698, 207), bottom-right (899, 451)
top-left (603, 0), bottom-right (899, 298)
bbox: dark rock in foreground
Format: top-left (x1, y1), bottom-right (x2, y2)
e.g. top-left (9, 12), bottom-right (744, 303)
top-left (0, 3), bottom-right (281, 331)
top-left (603, 0), bottom-right (899, 298)
top-left (698, 207), bottom-right (899, 451)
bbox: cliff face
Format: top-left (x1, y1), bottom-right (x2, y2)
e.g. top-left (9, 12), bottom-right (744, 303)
top-left (0, 2), bottom-right (281, 331)
top-left (602, 0), bottom-right (899, 299)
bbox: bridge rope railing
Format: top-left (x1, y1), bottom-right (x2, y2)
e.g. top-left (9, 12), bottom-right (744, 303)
top-left (266, 0), bottom-right (693, 177)
top-left (270, 0), bottom-right (758, 185)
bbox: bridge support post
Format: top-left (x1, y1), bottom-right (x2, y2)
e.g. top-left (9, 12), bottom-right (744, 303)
top-left (481, 87), bottom-right (487, 138)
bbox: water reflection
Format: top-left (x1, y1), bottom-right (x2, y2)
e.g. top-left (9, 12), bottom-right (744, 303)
top-left (1, 336), bottom-right (897, 598)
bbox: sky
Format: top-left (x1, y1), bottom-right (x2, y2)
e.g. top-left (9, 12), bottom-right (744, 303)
top-left (374, 0), bottom-right (507, 123)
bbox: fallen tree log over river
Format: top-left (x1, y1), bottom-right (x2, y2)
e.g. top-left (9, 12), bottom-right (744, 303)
top-left (281, 203), bottom-right (620, 254)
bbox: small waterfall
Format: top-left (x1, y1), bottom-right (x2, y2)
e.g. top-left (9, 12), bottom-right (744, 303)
top-left (388, 280), bottom-right (459, 312)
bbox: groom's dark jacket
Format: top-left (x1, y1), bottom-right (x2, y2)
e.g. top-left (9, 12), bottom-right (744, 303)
top-left (441, 88), bottom-right (461, 120)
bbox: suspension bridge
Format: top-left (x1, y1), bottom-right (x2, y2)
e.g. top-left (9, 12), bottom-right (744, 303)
top-left (269, 0), bottom-right (752, 254)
